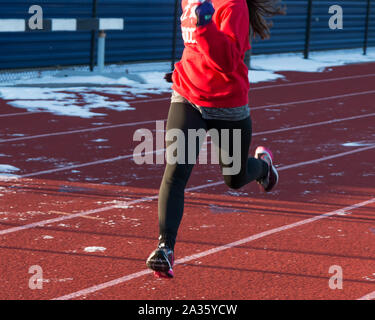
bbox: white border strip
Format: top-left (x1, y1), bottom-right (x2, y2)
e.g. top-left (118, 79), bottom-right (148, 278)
top-left (0, 19), bottom-right (25, 32)
top-left (53, 197), bottom-right (375, 300)
top-left (99, 18), bottom-right (124, 30)
top-left (52, 19), bottom-right (77, 32)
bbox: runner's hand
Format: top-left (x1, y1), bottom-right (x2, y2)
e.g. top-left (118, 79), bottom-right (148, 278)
top-left (164, 72), bottom-right (173, 83)
top-left (195, 0), bottom-right (215, 27)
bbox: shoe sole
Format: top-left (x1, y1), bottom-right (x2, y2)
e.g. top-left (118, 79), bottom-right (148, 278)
top-left (146, 250), bottom-right (174, 278)
top-left (265, 165), bottom-right (279, 192)
top-left (255, 146), bottom-right (279, 192)
top-left (154, 270), bottom-right (174, 279)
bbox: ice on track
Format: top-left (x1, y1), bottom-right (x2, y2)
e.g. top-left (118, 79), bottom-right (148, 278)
top-left (0, 175), bottom-right (19, 181)
top-left (250, 70), bottom-right (284, 83)
top-left (9, 133), bottom-right (25, 137)
top-left (0, 88), bottom-right (75, 100)
top-left (0, 87), bottom-right (135, 118)
top-left (42, 278), bottom-right (74, 283)
top-left (9, 99), bottom-right (104, 118)
top-left (0, 165), bottom-right (20, 180)
top-left (330, 172), bottom-right (344, 176)
top-left (84, 246), bottom-right (107, 253)
top-left (92, 138), bottom-right (108, 143)
top-left (251, 47), bottom-right (375, 73)
top-left (0, 164), bottom-right (20, 173)
top-left (317, 235), bottom-right (331, 239)
top-left (342, 141), bottom-right (375, 147)
top-left (363, 274), bottom-right (375, 282)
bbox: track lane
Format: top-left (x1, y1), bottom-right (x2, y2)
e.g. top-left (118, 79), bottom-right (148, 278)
top-left (1, 62), bottom-right (375, 300)
top-left (0, 143), bottom-right (374, 299)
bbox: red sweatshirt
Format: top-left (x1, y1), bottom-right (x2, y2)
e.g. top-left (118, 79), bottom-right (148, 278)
top-left (172, 0), bottom-right (250, 108)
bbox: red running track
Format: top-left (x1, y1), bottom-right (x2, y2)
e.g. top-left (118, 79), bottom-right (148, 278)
top-left (0, 62), bottom-right (375, 300)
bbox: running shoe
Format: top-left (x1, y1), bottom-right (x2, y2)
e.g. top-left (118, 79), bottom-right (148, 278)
top-left (146, 243), bottom-right (174, 279)
top-left (255, 146), bottom-right (279, 192)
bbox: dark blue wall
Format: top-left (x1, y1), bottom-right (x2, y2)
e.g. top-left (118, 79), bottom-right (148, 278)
top-left (370, 0), bottom-right (375, 47)
top-left (0, 0), bottom-right (374, 70)
top-left (309, 0), bottom-right (370, 50)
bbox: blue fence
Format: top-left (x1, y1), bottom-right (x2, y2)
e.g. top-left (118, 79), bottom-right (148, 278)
top-left (0, 0), bottom-right (374, 70)
top-left (369, 0), bottom-right (375, 47)
top-left (309, 0), bottom-right (371, 51)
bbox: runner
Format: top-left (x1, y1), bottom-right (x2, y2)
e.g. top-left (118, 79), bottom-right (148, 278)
top-left (146, 0), bottom-right (285, 278)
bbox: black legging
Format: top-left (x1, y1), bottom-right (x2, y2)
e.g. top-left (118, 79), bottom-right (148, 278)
top-left (158, 102), bottom-right (268, 250)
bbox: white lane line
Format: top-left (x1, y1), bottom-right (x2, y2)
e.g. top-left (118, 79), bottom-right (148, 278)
top-left (130, 97), bottom-right (171, 104)
top-left (252, 112), bottom-right (375, 136)
top-left (251, 90), bottom-right (375, 111)
top-left (131, 88), bottom-right (375, 108)
top-left (250, 73), bottom-right (375, 90)
top-left (129, 73), bottom-right (375, 105)
top-left (0, 119), bottom-right (162, 144)
top-left (17, 112), bottom-right (375, 178)
top-left (19, 155), bottom-right (135, 178)
top-left (0, 181), bottom-right (222, 237)
top-left (276, 144), bottom-right (375, 171)
top-left (0, 111), bottom-right (40, 118)
top-left (1, 144), bottom-right (375, 237)
top-left (0, 206), bottom-right (119, 236)
top-left (358, 291), bottom-right (375, 300)
top-left (53, 197), bottom-right (375, 300)
top-left (1, 90), bottom-right (374, 144)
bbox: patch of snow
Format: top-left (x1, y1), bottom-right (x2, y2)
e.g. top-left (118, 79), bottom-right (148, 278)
top-left (57, 223), bottom-right (70, 228)
top-left (92, 138), bottom-right (108, 143)
top-left (9, 133), bottom-right (25, 137)
top-left (1, 48), bottom-right (374, 119)
top-left (84, 246), bottom-right (106, 253)
top-left (0, 87), bottom-right (135, 118)
top-left (251, 48), bottom-right (375, 73)
top-left (250, 70), bottom-right (284, 83)
top-left (8, 98), bottom-right (103, 118)
top-left (330, 172), bottom-right (344, 176)
top-left (342, 141), bottom-right (375, 147)
top-left (0, 175), bottom-right (19, 181)
top-left (0, 87), bottom-right (75, 100)
top-left (0, 164), bottom-right (20, 173)
top-left (317, 235), bottom-right (331, 239)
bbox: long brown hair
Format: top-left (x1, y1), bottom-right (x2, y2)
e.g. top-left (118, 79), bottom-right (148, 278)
top-left (246, 0), bottom-right (286, 40)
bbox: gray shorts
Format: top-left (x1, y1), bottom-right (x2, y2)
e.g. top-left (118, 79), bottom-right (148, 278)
top-left (171, 90), bottom-right (250, 122)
